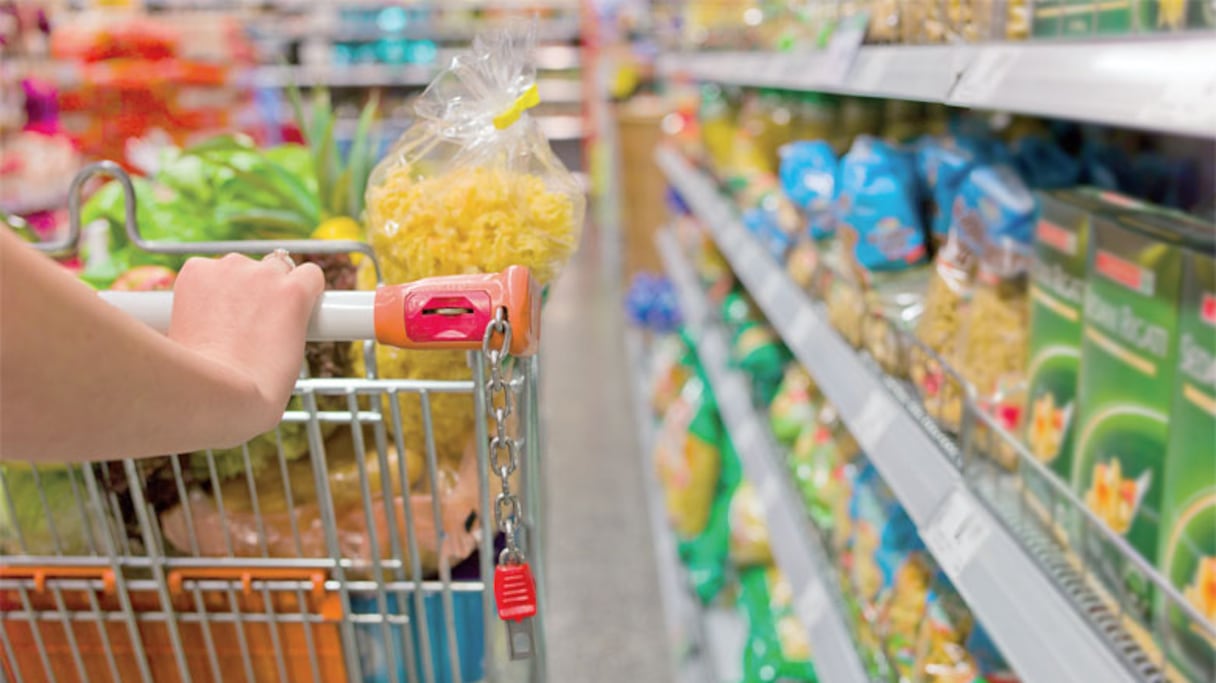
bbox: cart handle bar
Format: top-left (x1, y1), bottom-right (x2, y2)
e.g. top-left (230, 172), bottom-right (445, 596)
top-left (46, 161), bottom-right (385, 284)
top-left (102, 266), bottom-right (541, 356)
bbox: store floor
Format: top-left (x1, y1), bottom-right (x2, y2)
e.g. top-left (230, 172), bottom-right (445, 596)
top-left (540, 226), bottom-right (673, 681)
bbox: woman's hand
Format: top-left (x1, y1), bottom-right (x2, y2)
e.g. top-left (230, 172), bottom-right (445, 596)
top-left (168, 252), bottom-right (325, 434)
top-left (1, 230), bottom-right (327, 462)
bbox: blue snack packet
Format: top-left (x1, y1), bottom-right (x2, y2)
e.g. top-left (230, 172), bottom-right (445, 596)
top-left (778, 140), bottom-right (838, 240)
top-left (918, 137), bottom-right (984, 240)
top-left (950, 164), bottom-right (1038, 261)
top-left (743, 206), bottom-right (795, 262)
top-left (836, 135), bottom-right (927, 272)
top-left (1013, 136), bottom-right (1081, 190)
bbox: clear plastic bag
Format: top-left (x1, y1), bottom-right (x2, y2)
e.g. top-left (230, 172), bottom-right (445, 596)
top-left (364, 28), bottom-right (584, 287)
top-left (357, 28), bottom-right (584, 464)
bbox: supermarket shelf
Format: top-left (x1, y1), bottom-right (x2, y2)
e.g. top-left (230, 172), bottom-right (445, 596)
top-left (254, 17), bottom-right (581, 44)
top-left (656, 147), bottom-right (1144, 683)
top-left (625, 328), bottom-right (740, 683)
top-left (252, 66), bottom-right (582, 100)
top-left (658, 38), bottom-right (1216, 137)
top-left (657, 230), bottom-right (871, 683)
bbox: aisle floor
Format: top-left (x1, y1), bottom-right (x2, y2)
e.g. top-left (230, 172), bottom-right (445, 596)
top-left (539, 230), bottom-right (673, 681)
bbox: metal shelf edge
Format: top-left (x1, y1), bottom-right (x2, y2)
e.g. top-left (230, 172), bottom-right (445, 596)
top-left (656, 147), bottom-right (1143, 683)
top-left (658, 38), bottom-right (1216, 137)
top-left (657, 229), bottom-right (872, 683)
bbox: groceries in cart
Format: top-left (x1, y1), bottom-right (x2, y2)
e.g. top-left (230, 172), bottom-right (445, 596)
top-left (2, 25), bottom-right (574, 683)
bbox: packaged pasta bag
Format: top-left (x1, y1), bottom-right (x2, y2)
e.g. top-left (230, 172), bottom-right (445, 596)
top-left (953, 166), bottom-right (1037, 463)
top-left (779, 139), bottom-right (839, 241)
top-left (728, 481), bottom-right (773, 567)
top-left (911, 576), bottom-right (981, 683)
top-left (829, 136), bottom-right (928, 350)
top-left (769, 364), bottom-right (820, 446)
top-left (649, 331), bottom-right (694, 418)
top-left (911, 164), bottom-right (1031, 431)
top-left (654, 374), bottom-right (722, 540)
top-left (733, 322), bottom-right (791, 406)
top-left (357, 28), bottom-right (584, 466)
top-left (739, 567), bottom-right (819, 683)
top-left (678, 433), bottom-right (743, 604)
top-left (909, 232), bottom-right (973, 430)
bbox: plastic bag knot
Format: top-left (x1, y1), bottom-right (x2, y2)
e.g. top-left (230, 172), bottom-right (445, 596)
top-left (493, 84), bottom-right (540, 131)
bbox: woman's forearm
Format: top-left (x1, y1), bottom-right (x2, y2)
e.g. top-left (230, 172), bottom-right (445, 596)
top-left (0, 229), bottom-right (318, 463)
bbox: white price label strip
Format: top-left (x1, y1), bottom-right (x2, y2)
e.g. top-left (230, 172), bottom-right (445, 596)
top-left (849, 51), bottom-right (892, 93)
top-left (758, 472), bottom-right (781, 512)
top-left (794, 579), bottom-right (827, 631)
top-left (780, 53), bottom-right (811, 85)
top-left (951, 46), bottom-right (1022, 104)
top-left (850, 391), bottom-right (896, 454)
top-left (760, 271), bottom-right (783, 304)
top-left (1138, 76), bottom-right (1216, 133)
top-left (734, 418), bottom-right (763, 455)
top-left (790, 307), bottom-right (818, 342)
top-left (922, 487), bottom-right (992, 581)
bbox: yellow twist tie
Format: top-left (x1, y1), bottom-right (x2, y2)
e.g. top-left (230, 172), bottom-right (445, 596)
top-left (493, 84), bottom-right (541, 130)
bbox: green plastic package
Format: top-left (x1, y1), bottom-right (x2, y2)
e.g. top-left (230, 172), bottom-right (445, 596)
top-left (739, 566), bottom-right (819, 683)
top-left (733, 322), bottom-right (792, 406)
top-left (677, 435), bottom-right (743, 605)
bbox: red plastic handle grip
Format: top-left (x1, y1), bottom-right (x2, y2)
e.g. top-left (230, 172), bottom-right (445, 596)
top-left (373, 265), bottom-right (540, 356)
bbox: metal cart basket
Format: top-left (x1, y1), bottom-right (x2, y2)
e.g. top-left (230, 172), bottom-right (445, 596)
top-left (0, 163), bottom-right (548, 683)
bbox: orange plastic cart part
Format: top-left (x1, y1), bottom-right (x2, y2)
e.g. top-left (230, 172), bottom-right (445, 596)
top-left (375, 265), bottom-right (541, 356)
top-left (1, 564), bottom-right (348, 683)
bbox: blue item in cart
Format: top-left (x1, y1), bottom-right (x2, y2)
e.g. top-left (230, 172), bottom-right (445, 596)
top-left (836, 135), bottom-right (926, 271)
top-left (352, 590), bottom-right (485, 683)
top-left (1013, 136), bottom-right (1080, 190)
top-left (778, 140), bottom-right (838, 240)
top-left (951, 164), bottom-right (1038, 258)
top-left (742, 206), bottom-right (794, 262)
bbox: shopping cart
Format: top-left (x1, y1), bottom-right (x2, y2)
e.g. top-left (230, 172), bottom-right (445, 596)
top-left (0, 162), bottom-right (549, 683)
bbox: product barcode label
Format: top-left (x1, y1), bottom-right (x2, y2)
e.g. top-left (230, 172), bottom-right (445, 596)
top-left (951, 47), bottom-right (1022, 104)
top-left (922, 486), bottom-right (992, 581)
top-left (851, 391), bottom-right (896, 454)
top-left (794, 579), bottom-right (828, 630)
top-left (790, 307), bottom-right (818, 343)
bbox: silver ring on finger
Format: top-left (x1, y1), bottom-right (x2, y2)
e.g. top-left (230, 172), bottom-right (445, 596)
top-left (266, 248), bottom-right (296, 273)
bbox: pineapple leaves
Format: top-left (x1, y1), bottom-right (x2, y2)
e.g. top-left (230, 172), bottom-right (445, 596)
top-left (286, 81), bottom-right (379, 223)
top-left (330, 168), bottom-right (353, 223)
top-left (314, 108), bottom-right (338, 219)
top-left (347, 92), bottom-right (380, 219)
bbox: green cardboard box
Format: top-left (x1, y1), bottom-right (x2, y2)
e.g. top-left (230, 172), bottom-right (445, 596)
top-left (1024, 190), bottom-right (1157, 530)
top-left (1073, 208), bottom-right (1191, 622)
top-left (1158, 245), bottom-right (1216, 683)
top-left (1054, 0), bottom-right (1136, 36)
top-left (1024, 192), bottom-right (1091, 526)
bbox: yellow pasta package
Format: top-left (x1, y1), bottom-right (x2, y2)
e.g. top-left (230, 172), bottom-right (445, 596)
top-left (357, 28), bottom-right (584, 464)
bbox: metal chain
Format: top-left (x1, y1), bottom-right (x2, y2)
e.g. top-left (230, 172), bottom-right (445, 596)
top-left (483, 307), bottom-right (526, 566)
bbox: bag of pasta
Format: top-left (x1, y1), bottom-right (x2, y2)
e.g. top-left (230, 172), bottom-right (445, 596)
top-left (911, 164), bottom-right (1032, 432)
top-left (654, 375), bottom-right (722, 540)
top-left (954, 168), bottom-right (1037, 469)
top-left (358, 28), bottom-right (584, 465)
